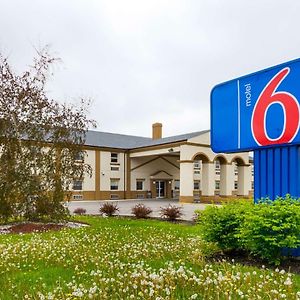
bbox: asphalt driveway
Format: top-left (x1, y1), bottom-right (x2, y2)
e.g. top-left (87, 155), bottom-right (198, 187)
top-left (67, 199), bottom-right (211, 221)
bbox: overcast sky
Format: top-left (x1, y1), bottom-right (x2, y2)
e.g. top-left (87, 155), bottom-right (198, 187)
top-left (1, 0), bottom-right (300, 137)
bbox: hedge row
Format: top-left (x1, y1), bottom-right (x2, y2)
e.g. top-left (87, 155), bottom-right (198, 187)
top-left (196, 195), bottom-right (300, 264)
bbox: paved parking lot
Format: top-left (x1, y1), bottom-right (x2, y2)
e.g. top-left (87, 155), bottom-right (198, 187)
top-left (67, 199), bottom-right (212, 221)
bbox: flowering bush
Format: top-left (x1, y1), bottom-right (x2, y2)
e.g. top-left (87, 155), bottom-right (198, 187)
top-left (99, 202), bottom-right (119, 216)
top-left (131, 204), bottom-right (152, 219)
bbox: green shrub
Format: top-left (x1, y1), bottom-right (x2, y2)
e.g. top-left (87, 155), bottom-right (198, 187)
top-left (196, 201), bottom-right (252, 250)
top-left (239, 196), bottom-right (300, 264)
top-left (197, 196), bottom-right (300, 264)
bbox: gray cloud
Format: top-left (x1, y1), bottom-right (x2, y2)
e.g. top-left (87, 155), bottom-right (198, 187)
top-left (1, 0), bottom-right (300, 137)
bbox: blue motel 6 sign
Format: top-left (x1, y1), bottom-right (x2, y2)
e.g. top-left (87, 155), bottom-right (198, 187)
top-left (211, 59), bottom-right (300, 153)
top-left (211, 58), bottom-right (300, 203)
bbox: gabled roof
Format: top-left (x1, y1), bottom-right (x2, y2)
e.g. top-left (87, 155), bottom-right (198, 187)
top-left (85, 129), bottom-right (210, 150)
top-left (85, 131), bottom-right (151, 149)
top-left (150, 170), bottom-right (173, 177)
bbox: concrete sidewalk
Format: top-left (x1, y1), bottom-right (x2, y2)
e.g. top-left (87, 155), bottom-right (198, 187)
top-left (67, 199), bottom-right (212, 221)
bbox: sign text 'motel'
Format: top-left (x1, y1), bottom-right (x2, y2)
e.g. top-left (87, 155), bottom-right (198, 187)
top-left (211, 58), bottom-right (300, 153)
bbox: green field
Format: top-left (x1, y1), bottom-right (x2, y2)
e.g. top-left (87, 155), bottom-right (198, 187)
top-left (0, 217), bottom-right (299, 299)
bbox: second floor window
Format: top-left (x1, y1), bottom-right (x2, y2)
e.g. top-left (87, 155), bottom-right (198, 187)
top-left (234, 164), bottom-right (238, 175)
top-left (215, 160), bottom-right (220, 175)
top-left (75, 151), bottom-right (84, 162)
top-left (111, 153), bottom-right (118, 163)
top-left (215, 180), bottom-right (220, 190)
top-left (194, 160), bottom-right (201, 174)
top-left (73, 180), bottom-right (83, 191)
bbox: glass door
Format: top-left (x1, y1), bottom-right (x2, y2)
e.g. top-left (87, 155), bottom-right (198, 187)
top-left (155, 181), bottom-right (165, 198)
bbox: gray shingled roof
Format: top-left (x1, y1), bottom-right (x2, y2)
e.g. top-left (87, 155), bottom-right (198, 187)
top-left (85, 129), bottom-right (210, 149)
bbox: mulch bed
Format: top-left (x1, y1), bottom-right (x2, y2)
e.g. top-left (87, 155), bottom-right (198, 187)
top-left (212, 249), bottom-right (300, 274)
top-left (0, 221), bottom-right (89, 234)
top-left (8, 223), bottom-right (65, 234)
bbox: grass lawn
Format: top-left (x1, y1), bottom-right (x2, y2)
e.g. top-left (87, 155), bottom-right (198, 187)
top-left (0, 216), bottom-right (299, 299)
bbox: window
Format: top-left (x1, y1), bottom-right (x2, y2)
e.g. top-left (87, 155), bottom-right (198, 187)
top-left (75, 151), bottom-right (84, 162)
top-left (234, 164), bottom-right (238, 175)
top-left (111, 153), bottom-right (118, 163)
top-left (215, 180), bottom-right (220, 190)
top-left (174, 180), bottom-right (180, 190)
top-left (110, 179), bottom-right (119, 190)
top-left (251, 165), bottom-right (254, 176)
top-left (215, 160), bottom-right (220, 175)
top-left (136, 179), bottom-right (144, 191)
top-left (251, 181), bottom-right (254, 190)
top-left (194, 160), bottom-right (201, 174)
top-left (194, 180), bottom-right (200, 190)
top-left (73, 180), bottom-right (83, 191)
top-left (111, 166), bottom-right (120, 171)
top-left (234, 181), bottom-right (238, 190)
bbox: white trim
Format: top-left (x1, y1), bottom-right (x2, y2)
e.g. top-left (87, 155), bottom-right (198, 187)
top-left (237, 79), bottom-right (241, 148)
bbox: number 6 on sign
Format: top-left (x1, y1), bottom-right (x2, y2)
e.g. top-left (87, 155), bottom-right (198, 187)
top-left (251, 67), bottom-right (300, 146)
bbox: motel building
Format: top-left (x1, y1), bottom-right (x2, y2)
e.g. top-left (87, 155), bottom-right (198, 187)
top-left (74, 123), bottom-right (254, 203)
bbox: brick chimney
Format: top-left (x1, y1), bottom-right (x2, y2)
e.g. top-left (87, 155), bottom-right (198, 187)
top-left (152, 123), bottom-right (162, 140)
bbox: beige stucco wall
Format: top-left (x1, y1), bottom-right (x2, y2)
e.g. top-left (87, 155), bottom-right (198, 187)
top-left (131, 156), bottom-right (180, 191)
top-left (100, 151), bottom-right (125, 191)
top-left (188, 131), bottom-right (210, 144)
top-left (82, 150), bottom-right (95, 191)
top-left (179, 141), bottom-right (252, 200)
top-left (180, 143), bottom-right (250, 165)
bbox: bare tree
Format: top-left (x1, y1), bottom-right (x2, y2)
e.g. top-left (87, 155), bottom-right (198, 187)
top-left (0, 47), bottom-right (96, 221)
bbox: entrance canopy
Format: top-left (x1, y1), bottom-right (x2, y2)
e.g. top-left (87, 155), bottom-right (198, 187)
top-left (129, 130), bottom-right (252, 202)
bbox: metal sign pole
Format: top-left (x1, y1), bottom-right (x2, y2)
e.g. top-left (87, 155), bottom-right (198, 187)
top-left (254, 146), bottom-right (300, 202)
top-left (254, 146), bottom-right (300, 256)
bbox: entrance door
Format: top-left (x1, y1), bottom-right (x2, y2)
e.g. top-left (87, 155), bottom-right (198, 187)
top-left (155, 181), bottom-right (165, 198)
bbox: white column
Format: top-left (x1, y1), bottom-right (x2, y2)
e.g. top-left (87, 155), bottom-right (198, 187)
top-left (220, 163), bottom-right (234, 196)
top-left (202, 162), bottom-right (215, 196)
top-left (179, 161), bottom-right (194, 203)
top-left (237, 165), bottom-right (251, 196)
